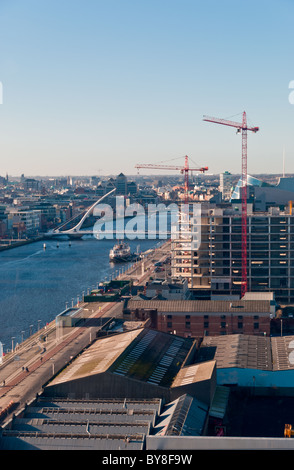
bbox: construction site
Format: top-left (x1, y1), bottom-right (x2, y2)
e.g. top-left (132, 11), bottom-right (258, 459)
top-left (2, 112), bottom-right (294, 451)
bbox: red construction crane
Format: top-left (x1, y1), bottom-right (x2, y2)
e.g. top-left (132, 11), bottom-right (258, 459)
top-left (203, 112), bottom-right (259, 297)
top-left (135, 155), bottom-right (208, 203)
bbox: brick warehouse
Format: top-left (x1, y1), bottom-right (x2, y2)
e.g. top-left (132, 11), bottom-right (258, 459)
top-left (124, 298), bottom-right (275, 338)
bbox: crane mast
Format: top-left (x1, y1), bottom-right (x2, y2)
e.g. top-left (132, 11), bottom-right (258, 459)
top-left (241, 112), bottom-right (248, 298)
top-left (203, 112), bottom-right (259, 297)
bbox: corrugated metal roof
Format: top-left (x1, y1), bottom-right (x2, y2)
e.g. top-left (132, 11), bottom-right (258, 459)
top-left (46, 328), bottom-right (194, 390)
top-left (271, 336), bottom-right (294, 371)
top-left (127, 299), bottom-right (272, 314)
top-left (49, 328), bottom-right (142, 385)
top-left (0, 397), bottom-right (162, 450)
top-left (197, 334), bottom-right (294, 372)
top-left (0, 394), bottom-right (210, 450)
top-left (199, 334), bottom-right (272, 370)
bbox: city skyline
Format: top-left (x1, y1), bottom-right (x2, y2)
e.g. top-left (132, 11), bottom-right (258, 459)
top-left (0, 0), bottom-right (293, 177)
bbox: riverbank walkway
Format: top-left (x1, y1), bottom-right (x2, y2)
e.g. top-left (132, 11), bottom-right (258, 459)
top-left (0, 300), bottom-right (122, 424)
top-left (0, 240), bottom-right (171, 426)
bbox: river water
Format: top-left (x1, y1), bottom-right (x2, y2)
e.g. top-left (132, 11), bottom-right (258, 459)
top-left (0, 235), bottom-right (162, 352)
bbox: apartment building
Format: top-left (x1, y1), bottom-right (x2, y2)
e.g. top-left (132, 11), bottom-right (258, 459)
top-left (171, 202), bottom-right (294, 304)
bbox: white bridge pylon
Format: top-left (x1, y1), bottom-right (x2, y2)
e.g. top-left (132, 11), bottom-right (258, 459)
top-left (49, 188), bottom-right (116, 236)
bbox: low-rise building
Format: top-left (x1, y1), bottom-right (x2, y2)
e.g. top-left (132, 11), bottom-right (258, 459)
top-left (42, 327), bottom-right (216, 406)
top-left (197, 333), bottom-right (294, 395)
top-left (145, 278), bottom-right (189, 300)
top-left (124, 298), bottom-right (275, 337)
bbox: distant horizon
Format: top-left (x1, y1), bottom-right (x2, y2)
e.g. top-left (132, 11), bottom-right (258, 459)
top-left (5, 172), bottom-right (294, 180)
top-left (0, 1), bottom-right (293, 176)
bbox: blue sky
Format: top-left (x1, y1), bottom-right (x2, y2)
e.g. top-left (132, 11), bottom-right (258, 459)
top-left (0, 0), bottom-right (293, 177)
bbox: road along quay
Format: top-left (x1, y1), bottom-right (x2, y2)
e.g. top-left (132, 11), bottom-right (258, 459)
top-left (0, 300), bottom-right (122, 425)
top-left (0, 240), bottom-right (171, 426)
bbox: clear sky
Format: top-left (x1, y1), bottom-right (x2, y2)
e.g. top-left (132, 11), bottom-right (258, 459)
top-left (0, 0), bottom-right (293, 177)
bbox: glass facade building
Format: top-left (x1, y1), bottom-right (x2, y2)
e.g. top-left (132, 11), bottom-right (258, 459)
top-left (230, 174), bottom-right (272, 201)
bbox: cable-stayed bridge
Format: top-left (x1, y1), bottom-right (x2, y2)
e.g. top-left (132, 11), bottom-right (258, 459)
top-left (45, 189), bottom-right (117, 239)
top-left (45, 188), bottom-right (179, 240)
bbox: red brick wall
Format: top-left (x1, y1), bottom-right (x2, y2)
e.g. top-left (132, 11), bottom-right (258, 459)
top-left (157, 313), bottom-right (270, 337)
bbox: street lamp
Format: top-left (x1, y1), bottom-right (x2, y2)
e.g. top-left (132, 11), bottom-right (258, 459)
top-left (50, 358), bottom-right (55, 375)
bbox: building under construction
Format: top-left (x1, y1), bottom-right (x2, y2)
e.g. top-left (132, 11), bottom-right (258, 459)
top-left (171, 201), bottom-right (294, 303)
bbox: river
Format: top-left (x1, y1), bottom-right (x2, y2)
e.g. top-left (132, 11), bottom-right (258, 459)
top-left (0, 235), bottom-right (163, 352)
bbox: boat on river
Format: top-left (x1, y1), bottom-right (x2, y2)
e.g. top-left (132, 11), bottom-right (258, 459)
top-left (109, 241), bottom-right (137, 263)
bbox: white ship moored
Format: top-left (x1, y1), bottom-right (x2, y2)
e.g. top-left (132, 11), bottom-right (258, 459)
top-left (109, 241), bottom-right (133, 263)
